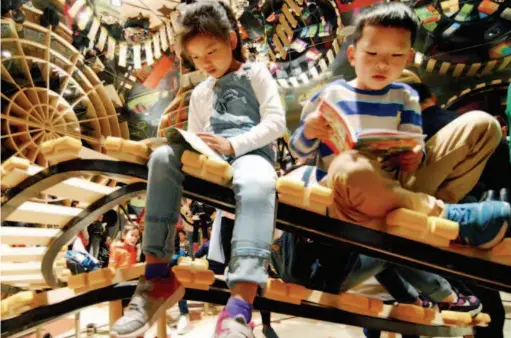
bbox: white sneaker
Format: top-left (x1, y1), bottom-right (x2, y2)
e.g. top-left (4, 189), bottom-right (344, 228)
top-left (177, 314), bottom-right (192, 335)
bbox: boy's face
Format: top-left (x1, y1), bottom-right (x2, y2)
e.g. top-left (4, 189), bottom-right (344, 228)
top-left (348, 25), bottom-right (414, 90)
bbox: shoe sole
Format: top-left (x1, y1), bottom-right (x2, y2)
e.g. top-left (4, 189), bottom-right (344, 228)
top-left (468, 302), bottom-right (483, 317)
top-left (478, 221), bottom-right (508, 249)
top-left (111, 284), bottom-right (186, 338)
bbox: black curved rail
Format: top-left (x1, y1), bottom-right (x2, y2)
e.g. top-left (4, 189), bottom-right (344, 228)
top-left (1, 159), bottom-right (510, 292)
top-left (42, 183), bottom-right (147, 288)
top-left (0, 280), bottom-right (474, 338)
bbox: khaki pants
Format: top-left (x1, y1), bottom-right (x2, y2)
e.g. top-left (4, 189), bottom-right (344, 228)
top-left (327, 111), bottom-right (502, 224)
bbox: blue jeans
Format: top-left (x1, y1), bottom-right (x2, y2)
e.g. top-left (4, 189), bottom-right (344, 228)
top-left (179, 300), bottom-right (189, 315)
top-left (272, 233), bottom-right (451, 302)
top-left (340, 255), bottom-right (451, 303)
top-left (143, 144), bottom-right (277, 287)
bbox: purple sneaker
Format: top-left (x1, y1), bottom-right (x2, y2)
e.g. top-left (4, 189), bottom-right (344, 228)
top-left (213, 309), bottom-right (255, 338)
top-left (437, 290), bottom-right (482, 316)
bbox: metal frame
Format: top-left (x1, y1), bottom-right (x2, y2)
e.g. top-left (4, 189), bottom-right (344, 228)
top-left (1, 280), bottom-right (475, 338)
top-left (2, 159), bottom-right (510, 292)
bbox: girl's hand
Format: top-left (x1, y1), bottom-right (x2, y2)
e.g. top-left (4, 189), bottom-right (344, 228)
top-left (303, 112), bottom-right (333, 140)
top-left (197, 132), bottom-right (234, 155)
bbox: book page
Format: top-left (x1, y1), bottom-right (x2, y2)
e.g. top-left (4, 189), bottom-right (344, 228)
top-left (317, 98), bottom-right (357, 154)
top-left (166, 127), bottom-right (225, 162)
top-left (355, 130), bottom-right (425, 158)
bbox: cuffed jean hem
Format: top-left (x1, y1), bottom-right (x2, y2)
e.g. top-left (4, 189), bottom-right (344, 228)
top-left (142, 220), bottom-right (177, 261)
top-left (226, 250), bottom-right (270, 288)
top-left (424, 282), bottom-right (452, 303)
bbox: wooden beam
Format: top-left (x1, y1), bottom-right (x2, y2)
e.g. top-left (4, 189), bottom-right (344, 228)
top-left (0, 226), bottom-right (60, 245)
top-left (5, 202), bottom-right (81, 227)
top-left (43, 177), bottom-right (117, 204)
top-left (0, 262), bottom-right (42, 275)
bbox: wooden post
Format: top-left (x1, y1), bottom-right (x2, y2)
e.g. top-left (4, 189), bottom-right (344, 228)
top-left (35, 327), bottom-right (43, 338)
top-left (109, 300), bottom-right (123, 335)
top-left (75, 312), bottom-right (80, 338)
top-left (157, 314), bottom-right (167, 338)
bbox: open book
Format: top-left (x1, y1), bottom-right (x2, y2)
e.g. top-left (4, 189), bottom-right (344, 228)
top-left (165, 127), bottom-right (226, 163)
top-left (317, 98), bottom-right (426, 158)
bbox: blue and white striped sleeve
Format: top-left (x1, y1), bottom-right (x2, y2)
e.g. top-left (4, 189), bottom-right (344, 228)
top-left (289, 91), bottom-right (321, 161)
top-left (399, 85), bottom-right (423, 135)
top-left (400, 85), bottom-right (426, 161)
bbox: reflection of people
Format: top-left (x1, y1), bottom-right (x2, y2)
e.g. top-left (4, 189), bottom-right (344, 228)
top-left (291, 2), bottom-right (509, 250)
top-left (111, 1), bottom-right (286, 337)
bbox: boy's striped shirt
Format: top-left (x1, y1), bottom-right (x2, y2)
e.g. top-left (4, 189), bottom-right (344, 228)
top-left (290, 79), bottom-right (423, 174)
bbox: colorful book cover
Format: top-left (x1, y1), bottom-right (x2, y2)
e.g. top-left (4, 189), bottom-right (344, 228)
top-left (305, 48), bottom-right (321, 61)
top-left (290, 38), bottom-right (308, 52)
top-left (455, 3), bottom-right (474, 21)
top-left (316, 98), bottom-right (357, 154)
top-left (317, 98), bottom-right (425, 157)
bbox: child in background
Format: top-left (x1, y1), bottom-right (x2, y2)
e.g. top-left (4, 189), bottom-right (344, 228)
top-left (177, 230), bottom-right (190, 256)
top-left (111, 1), bottom-right (286, 337)
top-left (109, 225), bottom-right (141, 269)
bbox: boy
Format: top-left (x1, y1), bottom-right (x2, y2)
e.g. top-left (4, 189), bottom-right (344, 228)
top-left (290, 2), bottom-right (510, 249)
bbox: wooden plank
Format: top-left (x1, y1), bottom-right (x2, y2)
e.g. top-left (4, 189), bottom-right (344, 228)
top-left (118, 42), bottom-right (128, 68)
top-left (133, 44), bottom-right (141, 70)
top-left (144, 39), bottom-right (154, 66)
top-left (5, 202), bottom-right (81, 227)
top-left (42, 177), bottom-right (117, 204)
top-left (452, 63), bottom-right (465, 77)
top-left (87, 18), bottom-right (100, 42)
top-left (153, 33), bottom-right (162, 59)
top-left (1, 165), bottom-right (43, 190)
top-left (159, 26), bottom-right (168, 51)
top-left (0, 227), bottom-right (60, 245)
top-left (0, 246), bottom-right (47, 262)
top-left (466, 63), bottom-right (481, 76)
top-left (0, 262), bottom-right (42, 275)
top-left (96, 27), bottom-right (108, 51)
top-left (0, 274), bottom-right (45, 285)
top-left (106, 37), bottom-right (116, 60)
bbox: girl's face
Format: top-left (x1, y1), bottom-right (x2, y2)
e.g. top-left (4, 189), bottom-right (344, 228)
top-left (179, 232), bottom-right (186, 242)
top-left (185, 33), bottom-right (238, 79)
top-left (124, 230), bottom-right (140, 247)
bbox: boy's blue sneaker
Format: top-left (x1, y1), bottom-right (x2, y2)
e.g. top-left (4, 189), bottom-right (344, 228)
top-left (446, 201), bottom-right (510, 249)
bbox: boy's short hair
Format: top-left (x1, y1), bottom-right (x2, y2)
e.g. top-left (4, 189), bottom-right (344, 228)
top-left (352, 2), bottom-right (420, 46)
top-left (409, 83), bottom-right (434, 103)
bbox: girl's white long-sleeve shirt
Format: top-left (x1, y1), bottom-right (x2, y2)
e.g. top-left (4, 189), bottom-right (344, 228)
top-left (186, 62), bottom-right (286, 158)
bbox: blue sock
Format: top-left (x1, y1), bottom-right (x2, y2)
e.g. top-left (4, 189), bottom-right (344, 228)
top-left (145, 263), bottom-right (170, 280)
top-left (225, 297), bottom-right (252, 323)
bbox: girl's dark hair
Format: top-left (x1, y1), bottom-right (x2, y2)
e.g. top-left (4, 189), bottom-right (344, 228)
top-left (120, 224), bottom-right (141, 242)
top-left (352, 2), bottom-right (420, 46)
top-left (178, 0), bottom-right (246, 62)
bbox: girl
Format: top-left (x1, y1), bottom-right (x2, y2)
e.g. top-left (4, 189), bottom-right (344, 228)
top-left (108, 224), bottom-right (141, 269)
top-left (111, 1), bottom-right (286, 337)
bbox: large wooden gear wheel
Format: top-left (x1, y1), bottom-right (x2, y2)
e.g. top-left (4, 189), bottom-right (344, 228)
top-left (1, 17), bottom-right (129, 168)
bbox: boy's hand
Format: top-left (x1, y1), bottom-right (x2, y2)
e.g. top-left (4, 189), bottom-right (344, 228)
top-left (197, 132), bottom-right (234, 155)
top-left (303, 112), bottom-right (333, 140)
top-left (383, 145), bottom-right (423, 173)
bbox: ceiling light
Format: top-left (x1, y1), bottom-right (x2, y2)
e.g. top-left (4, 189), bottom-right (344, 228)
top-left (2, 50), bottom-right (12, 58)
top-left (111, 0), bottom-right (123, 7)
